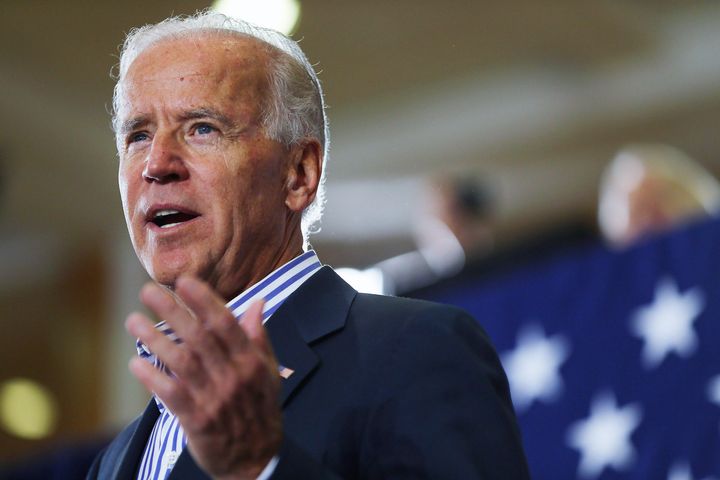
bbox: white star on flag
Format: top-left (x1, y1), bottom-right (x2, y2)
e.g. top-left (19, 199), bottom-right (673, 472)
top-left (566, 391), bottom-right (642, 479)
top-left (630, 277), bottom-right (704, 369)
top-left (707, 374), bottom-right (720, 407)
top-left (501, 323), bottom-right (570, 412)
top-left (667, 460), bottom-right (719, 480)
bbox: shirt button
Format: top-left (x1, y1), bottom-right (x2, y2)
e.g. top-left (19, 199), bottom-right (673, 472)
top-left (167, 451), bottom-right (179, 466)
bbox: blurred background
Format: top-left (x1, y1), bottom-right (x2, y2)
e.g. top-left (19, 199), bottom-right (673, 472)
top-left (2, 0), bottom-right (720, 478)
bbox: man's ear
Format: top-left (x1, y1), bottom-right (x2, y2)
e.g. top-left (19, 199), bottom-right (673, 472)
top-left (285, 139), bottom-right (322, 212)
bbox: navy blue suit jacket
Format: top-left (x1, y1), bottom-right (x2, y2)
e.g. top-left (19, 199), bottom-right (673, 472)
top-left (88, 267), bottom-right (529, 479)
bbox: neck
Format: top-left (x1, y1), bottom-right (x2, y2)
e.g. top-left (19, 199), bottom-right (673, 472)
top-left (220, 229), bottom-right (305, 302)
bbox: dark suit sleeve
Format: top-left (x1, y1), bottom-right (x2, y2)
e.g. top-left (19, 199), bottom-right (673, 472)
top-left (270, 437), bottom-right (343, 480)
top-left (360, 307), bottom-right (529, 480)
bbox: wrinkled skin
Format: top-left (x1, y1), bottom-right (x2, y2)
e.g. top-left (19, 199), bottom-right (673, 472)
top-left (117, 33), bottom-right (322, 479)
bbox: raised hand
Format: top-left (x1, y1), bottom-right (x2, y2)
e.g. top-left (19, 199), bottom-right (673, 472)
top-left (126, 276), bottom-right (282, 480)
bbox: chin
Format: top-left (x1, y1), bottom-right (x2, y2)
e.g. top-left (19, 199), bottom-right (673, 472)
top-left (144, 265), bottom-right (180, 289)
top-left (142, 253), bottom-right (198, 288)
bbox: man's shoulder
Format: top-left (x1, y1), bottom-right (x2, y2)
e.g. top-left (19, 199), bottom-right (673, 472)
top-left (350, 291), bottom-right (480, 333)
top-left (340, 292), bottom-right (499, 369)
top-left (291, 266), bottom-right (482, 338)
top-left (295, 266), bottom-right (494, 356)
top-left (353, 291), bottom-right (461, 312)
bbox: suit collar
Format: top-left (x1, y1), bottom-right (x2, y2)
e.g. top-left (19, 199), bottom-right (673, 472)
top-left (110, 400), bottom-right (159, 479)
top-left (272, 266), bottom-right (357, 343)
top-left (113, 400), bottom-right (211, 480)
top-left (265, 266), bottom-right (357, 405)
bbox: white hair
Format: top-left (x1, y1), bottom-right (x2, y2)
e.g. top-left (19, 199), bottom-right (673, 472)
top-left (112, 11), bottom-right (329, 244)
top-left (598, 143), bottom-right (720, 246)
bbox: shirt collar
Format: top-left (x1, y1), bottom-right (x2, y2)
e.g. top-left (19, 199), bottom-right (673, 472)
top-left (136, 250), bottom-right (323, 361)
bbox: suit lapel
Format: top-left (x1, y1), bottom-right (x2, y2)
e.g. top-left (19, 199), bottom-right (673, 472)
top-left (267, 315), bottom-right (319, 405)
top-left (265, 266), bottom-right (357, 406)
top-left (111, 399), bottom-right (160, 479)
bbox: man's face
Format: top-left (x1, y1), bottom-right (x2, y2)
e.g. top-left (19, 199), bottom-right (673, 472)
top-left (117, 34), bottom-right (295, 299)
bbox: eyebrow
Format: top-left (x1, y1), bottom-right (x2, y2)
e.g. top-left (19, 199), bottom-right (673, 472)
top-left (118, 108), bottom-right (234, 135)
top-left (179, 108), bottom-right (233, 128)
top-left (118, 115), bottom-right (150, 136)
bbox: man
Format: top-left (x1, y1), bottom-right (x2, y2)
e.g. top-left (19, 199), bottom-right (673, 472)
top-left (88, 11), bottom-right (529, 480)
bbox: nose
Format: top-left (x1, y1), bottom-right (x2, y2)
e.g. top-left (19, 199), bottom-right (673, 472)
top-left (142, 131), bottom-right (189, 184)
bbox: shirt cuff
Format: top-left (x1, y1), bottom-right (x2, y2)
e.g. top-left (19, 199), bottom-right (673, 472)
top-left (256, 455), bottom-right (280, 480)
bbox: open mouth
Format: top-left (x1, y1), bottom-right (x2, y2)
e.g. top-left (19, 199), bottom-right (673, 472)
top-left (149, 209), bottom-right (199, 229)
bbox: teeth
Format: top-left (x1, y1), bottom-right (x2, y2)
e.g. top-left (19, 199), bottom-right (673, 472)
top-left (154, 209), bottom-right (180, 218)
top-left (160, 222), bottom-right (182, 229)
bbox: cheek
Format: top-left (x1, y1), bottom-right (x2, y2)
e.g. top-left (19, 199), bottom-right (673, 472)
top-left (210, 149), bottom-right (266, 198)
top-left (118, 164), bottom-right (140, 225)
top-left (118, 172), bottom-right (129, 204)
top-left (210, 171), bottom-right (273, 234)
top-left (196, 142), bottom-right (288, 225)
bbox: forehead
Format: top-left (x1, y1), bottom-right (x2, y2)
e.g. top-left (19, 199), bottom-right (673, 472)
top-left (119, 33), bottom-right (272, 118)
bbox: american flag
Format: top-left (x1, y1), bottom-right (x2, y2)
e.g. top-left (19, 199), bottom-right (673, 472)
top-left (420, 217), bottom-right (720, 479)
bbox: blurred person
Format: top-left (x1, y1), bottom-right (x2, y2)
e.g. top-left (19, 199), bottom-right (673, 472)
top-left (87, 11), bottom-right (528, 480)
top-left (368, 174), bottom-right (596, 298)
top-left (355, 176), bottom-right (496, 295)
top-left (598, 143), bottom-right (720, 247)
top-left (427, 176), bottom-right (496, 260)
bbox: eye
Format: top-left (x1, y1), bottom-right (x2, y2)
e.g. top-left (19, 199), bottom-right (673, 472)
top-left (128, 131), bottom-right (149, 144)
top-left (194, 123), bottom-right (217, 135)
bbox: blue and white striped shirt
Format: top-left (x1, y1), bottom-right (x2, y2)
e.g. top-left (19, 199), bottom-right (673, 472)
top-left (135, 250), bottom-right (323, 480)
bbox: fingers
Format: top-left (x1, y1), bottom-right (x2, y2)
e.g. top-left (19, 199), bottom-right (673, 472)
top-left (133, 278), bottom-right (276, 386)
top-left (128, 353), bottom-right (195, 418)
top-left (174, 276), bottom-right (251, 355)
top-left (141, 281), bottom-right (231, 374)
top-left (140, 282), bottom-right (219, 350)
top-left (241, 300), bottom-right (275, 359)
top-left (126, 311), bottom-right (209, 389)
